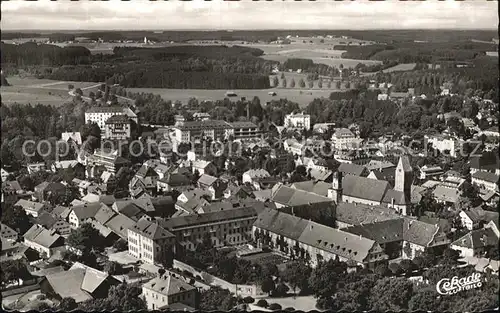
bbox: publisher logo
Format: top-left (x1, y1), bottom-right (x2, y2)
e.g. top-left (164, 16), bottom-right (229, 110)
top-left (436, 273), bottom-right (483, 295)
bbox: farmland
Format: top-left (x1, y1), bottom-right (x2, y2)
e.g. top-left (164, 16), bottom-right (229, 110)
top-left (127, 86), bottom-right (334, 107)
top-left (382, 63), bottom-right (417, 73)
top-left (1, 76), bottom-right (100, 106)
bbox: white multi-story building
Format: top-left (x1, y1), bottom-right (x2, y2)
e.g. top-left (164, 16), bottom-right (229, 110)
top-left (128, 217), bottom-right (176, 265)
top-left (332, 128), bottom-right (356, 150)
top-left (425, 135), bottom-right (460, 158)
top-left (172, 120), bottom-right (232, 143)
top-left (104, 115), bottom-right (132, 140)
top-left (284, 112), bottom-right (311, 130)
top-left (142, 274), bottom-right (198, 310)
top-left (85, 107), bottom-right (137, 137)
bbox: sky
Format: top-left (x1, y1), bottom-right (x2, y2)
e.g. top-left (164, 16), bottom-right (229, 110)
top-left (1, 0), bottom-right (498, 31)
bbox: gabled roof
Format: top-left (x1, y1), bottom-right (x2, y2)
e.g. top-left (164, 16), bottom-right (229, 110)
top-left (161, 207), bottom-right (257, 230)
top-left (397, 155), bottom-right (412, 172)
top-left (160, 173), bottom-right (191, 186)
top-left (14, 199), bottom-right (46, 214)
top-left (298, 221), bottom-right (379, 263)
top-left (243, 169), bottom-right (270, 179)
top-left (308, 168), bottom-right (333, 181)
top-left (472, 171), bottom-right (499, 184)
top-left (198, 174), bottom-right (218, 186)
top-left (192, 160), bottom-right (213, 169)
top-left (130, 218), bottom-right (175, 240)
top-left (342, 175), bottom-right (390, 203)
top-left (338, 163), bottom-right (367, 177)
top-left (336, 203), bottom-right (399, 226)
top-left (291, 180), bottom-right (331, 197)
top-left (254, 208), bottom-right (309, 240)
top-left (271, 183), bottom-right (332, 207)
top-left (104, 213), bottom-right (136, 239)
top-left (93, 203), bottom-right (117, 225)
top-left (45, 268), bottom-right (92, 303)
top-left (105, 114), bottom-right (130, 124)
top-left (24, 225), bottom-right (64, 248)
top-left (461, 207), bottom-right (499, 224)
top-left (71, 202), bottom-right (104, 220)
top-left (136, 165), bottom-right (159, 179)
top-left (36, 212), bottom-right (61, 229)
top-left (143, 274), bottom-right (196, 296)
top-left (382, 188), bottom-right (409, 206)
top-left (451, 228), bottom-right (498, 249)
top-left (432, 185), bottom-right (460, 203)
top-left (365, 160), bottom-right (395, 171)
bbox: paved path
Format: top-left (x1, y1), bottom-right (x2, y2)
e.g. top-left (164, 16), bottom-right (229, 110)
top-left (258, 295), bottom-right (319, 311)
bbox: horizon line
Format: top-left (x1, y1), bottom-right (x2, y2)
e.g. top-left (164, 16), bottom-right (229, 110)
top-left (3, 28), bottom-right (498, 32)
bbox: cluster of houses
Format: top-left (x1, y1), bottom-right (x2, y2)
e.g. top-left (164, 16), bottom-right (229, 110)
top-left (1, 105), bottom-right (499, 309)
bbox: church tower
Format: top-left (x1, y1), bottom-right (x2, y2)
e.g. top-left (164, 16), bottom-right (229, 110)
top-left (328, 171), bottom-right (343, 204)
top-left (395, 155), bottom-right (413, 204)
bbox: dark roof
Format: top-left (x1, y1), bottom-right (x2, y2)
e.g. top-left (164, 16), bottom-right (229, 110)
top-left (136, 165), bottom-right (159, 179)
top-left (342, 175), bottom-right (390, 202)
top-left (35, 212), bottom-right (60, 229)
top-left (271, 183), bottom-right (332, 206)
top-left (159, 173), bottom-right (192, 186)
top-left (131, 218), bottom-right (175, 240)
top-left (382, 188), bottom-right (409, 205)
top-left (336, 202), bottom-right (399, 226)
top-left (451, 228), bottom-right (498, 249)
top-left (469, 152), bottom-right (500, 170)
top-left (71, 202), bottom-right (103, 220)
top-left (86, 106), bottom-right (124, 113)
top-left (344, 219), bottom-right (404, 244)
top-left (472, 171), bottom-right (499, 183)
top-left (105, 114), bottom-right (130, 124)
top-left (24, 225), bottom-right (64, 248)
top-left (254, 208), bottom-right (309, 239)
top-left (230, 121), bottom-right (258, 129)
top-left (176, 120), bottom-right (231, 130)
top-left (161, 206), bottom-right (257, 230)
top-left (338, 163), bottom-right (367, 176)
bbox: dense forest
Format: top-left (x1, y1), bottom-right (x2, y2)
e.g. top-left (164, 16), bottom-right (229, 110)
top-left (2, 43), bottom-right (274, 89)
top-left (336, 41), bottom-right (497, 63)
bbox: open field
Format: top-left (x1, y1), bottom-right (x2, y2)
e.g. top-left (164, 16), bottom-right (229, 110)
top-left (127, 87), bottom-right (333, 107)
top-left (1, 76), bottom-right (100, 106)
top-left (382, 63), bottom-right (417, 73)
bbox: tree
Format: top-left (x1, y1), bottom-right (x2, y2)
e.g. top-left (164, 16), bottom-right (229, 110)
top-left (369, 277), bottom-right (414, 311)
top-left (0, 259), bottom-right (31, 286)
top-left (318, 80), bottom-right (323, 88)
top-left (75, 88), bottom-right (83, 96)
top-left (388, 262), bottom-right (402, 275)
top-left (58, 297), bottom-right (78, 311)
top-left (273, 282), bottom-right (290, 297)
top-left (299, 78), bottom-right (306, 88)
top-left (68, 84), bottom-right (74, 90)
top-left (113, 238), bottom-right (128, 252)
top-left (282, 78), bottom-right (287, 88)
top-left (200, 287), bottom-right (237, 311)
top-left (66, 223), bottom-right (106, 255)
top-left (335, 81), bottom-right (341, 89)
top-left (256, 299), bottom-right (269, 308)
top-left (345, 81), bottom-right (351, 89)
top-left (261, 277), bottom-right (275, 295)
top-left (281, 73), bottom-right (285, 79)
top-left (308, 80), bottom-right (314, 88)
top-left (308, 259), bottom-right (346, 298)
top-left (374, 263), bottom-right (390, 277)
top-left (269, 303), bottom-right (282, 310)
top-left (104, 261), bottom-right (123, 275)
top-left (282, 261), bottom-right (311, 294)
top-left (106, 282), bottom-right (147, 311)
top-left (1, 203), bottom-right (33, 235)
top-left (290, 78), bottom-right (296, 88)
top-left (408, 287), bottom-right (441, 311)
top-left (273, 76), bottom-right (279, 87)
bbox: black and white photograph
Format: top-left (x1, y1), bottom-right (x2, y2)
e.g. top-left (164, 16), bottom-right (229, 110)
top-left (0, 0), bottom-right (499, 311)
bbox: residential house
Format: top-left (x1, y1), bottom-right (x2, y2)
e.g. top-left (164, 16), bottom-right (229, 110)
top-left (40, 262), bottom-right (120, 303)
top-left (68, 202), bottom-right (107, 228)
top-left (284, 112), bottom-right (311, 130)
top-left (35, 212), bottom-right (72, 237)
top-left (228, 121), bottom-right (260, 140)
top-left (242, 169), bottom-right (270, 185)
top-left (418, 165), bottom-right (445, 180)
top-left (158, 173), bottom-right (192, 193)
top-left (471, 171), bottom-right (499, 192)
top-left (364, 160), bottom-right (395, 172)
top-left (451, 228), bottom-right (498, 258)
top-left (172, 120), bottom-right (232, 143)
top-left (175, 188), bottom-right (211, 214)
top-left (142, 273), bottom-right (198, 310)
top-left (61, 131), bottom-right (83, 146)
top-left (23, 224), bottom-right (65, 257)
top-left (2, 180), bottom-right (29, 204)
top-left (1, 168), bottom-right (11, 182)
top-left (27, 162), bottom-right (46, 174)
top-left (480, 126), bottom-right (500, 138)
top-left (34, 181), bottom-right (67, 202)
top-left (197, 174), bottom-right (227, 199)
top-left (432, 185), bottom-right (461, 206)
top-left (192, 160), bottom-right (217, 176)
top-left (128, 216), bottom-right (176, 264)
top-left (425, 134), bottom-right (461, 158)
top-left (459, 207), bottom-right (499, 231)
top-left (14, 199), bottom-right (49, 217)
top-left (51, 160), bottom-right (84, 174)
top-left (338, 163), bottom-right (368, 177)
top-left (1, 223), bottom-right (18, 240)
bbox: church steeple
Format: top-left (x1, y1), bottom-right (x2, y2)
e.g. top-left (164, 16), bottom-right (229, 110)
top-left (328, 171), bottom-right (343, 204)
top-left (395, 155), bottom-right (413, 208)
